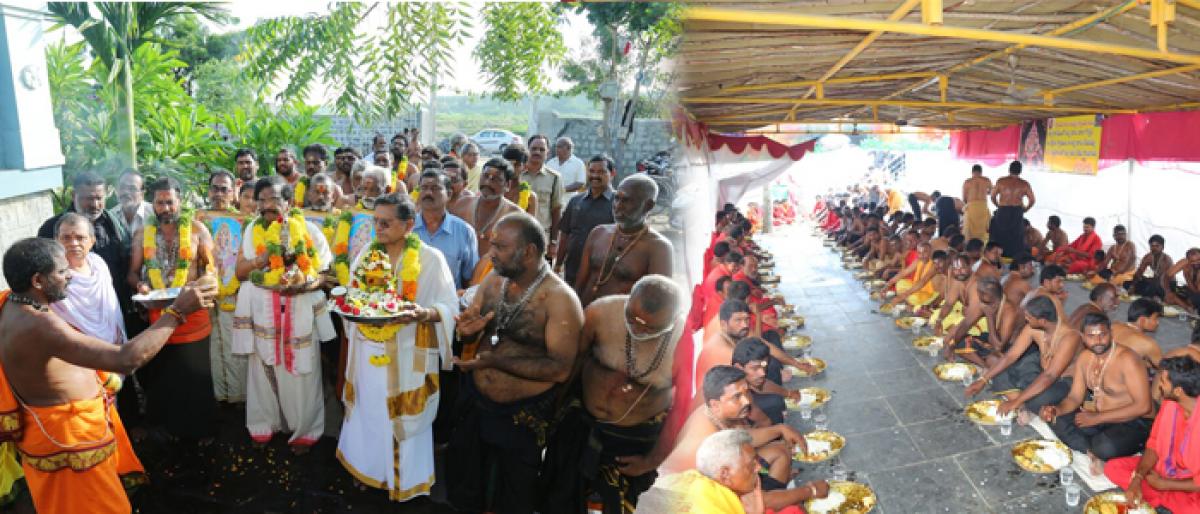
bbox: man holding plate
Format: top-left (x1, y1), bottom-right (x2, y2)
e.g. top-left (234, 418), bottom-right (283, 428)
top-left (335, 194), bottom-right (459, 502)
top-left (232, 176), bottom-right (335, 454)
top-left (128, 177), bottom-right (219, 444)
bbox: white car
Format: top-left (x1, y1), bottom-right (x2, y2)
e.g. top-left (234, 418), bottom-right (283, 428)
top-left (470, 129), bottom-right (523, 154)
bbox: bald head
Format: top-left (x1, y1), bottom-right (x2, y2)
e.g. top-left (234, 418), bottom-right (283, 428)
top-left (620, 174), bottom-right (659, 203)
top-left (614, 174), bottom-right (659, 228)
top-left (630, 274), bottom-right (683, 317)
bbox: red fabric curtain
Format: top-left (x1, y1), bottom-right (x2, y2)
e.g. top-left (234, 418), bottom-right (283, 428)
top-left (706, 133), bottom-right (817, 160)
top-left (1100, 111), bottom-right (1200, 163)
top-left (949, 125), bottom-right (1020, 166)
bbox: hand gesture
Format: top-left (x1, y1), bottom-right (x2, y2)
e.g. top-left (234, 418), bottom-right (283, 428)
top-left (964, 378), bottom-right (986, 398)
top-left (997, 398), bottom-right (1021, 417)
top-left (1074, 411), bottom-right (1101, 428)
top-left (455, 304), bottom-right (494, 338)
top-left (780, 425), bottom-right (805, 453)
top-left (805, 480), bottom-right (830, 499)
top-left (1040, 405), bottom-right (1058, 423)
top-left (453, 350), bottom-right (494, 371)
top-left (173, 275), bottom-right (218, 314)
top-left (1126, 475), bottom-right (1144, 506)
top-left (613, 454), bottom-right (656, 477)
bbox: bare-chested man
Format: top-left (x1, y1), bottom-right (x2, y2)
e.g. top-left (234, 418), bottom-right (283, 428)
top-left (1043, 312), bottom-right (1153, 472)
top-left (1037, 215), bottom-right (1070, 263)
top-left (575, 175), bottom-right (674, 307)
top-left (962, 164), bottom-right (993, 242)
top-left (973, 241), bottom-right (1004, 281)
top-left (1023, 220), bottom-right (1043, 258)
top-left (967, 295), bottom-right (1081, 422)
top-left (448, 213), bottom-right (584, 513)
top-left (1112, 298), bottom-right (1164, 369)
top-left (996, 254), bottom-right (1037, 341)
top-left (660, 366), bottom-right (829, 510)
top-left (989, 160), bottom-right (1036, 258)
top-left (1127, 234), bottom-right (1173, 299)
top-left (1092, 225), bottom-right (1137, 286)
top-left (1068, 283), bottom-right (1120, 331)
top-left (695, 300), bottom-right (813, 401)
top-left (0, 237), bottom-right (215, 513)
top-left (540, 275), bottom-right (683, 513)
top-left (944, 277), bottom-right (1005, 368)
top-left (453, 158), bottom-right (525, 287)
top-left (932, 254), bottom-right (974, 337)
top-left (128, 177), bottom-right (219, 442)
top-left (1165, 248), bottom-right (1200, 314)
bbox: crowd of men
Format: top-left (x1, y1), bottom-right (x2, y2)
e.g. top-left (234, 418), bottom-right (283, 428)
top-left (812, 160), bottom-right (1200, 513)
top-left (0, 129), bottom-right (711, 514)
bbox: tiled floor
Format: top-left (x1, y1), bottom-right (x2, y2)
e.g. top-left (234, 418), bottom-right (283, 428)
top-left (767, 223), bottom-right (1194, 514)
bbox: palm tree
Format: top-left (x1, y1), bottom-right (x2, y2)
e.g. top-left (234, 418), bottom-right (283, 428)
top-left (47, 2), bottom-right (229, 170)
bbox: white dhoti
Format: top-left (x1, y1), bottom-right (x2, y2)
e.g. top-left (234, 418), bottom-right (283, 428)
top-left (336, 244), bottom-right (458, 501)
top-left (232, 285), bottom-right (335, 446)
top-left (209, 307), bottom-right (248, 402)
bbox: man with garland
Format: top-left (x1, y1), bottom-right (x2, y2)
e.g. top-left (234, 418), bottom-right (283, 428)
top-left (573, 174), bottom-right (674, 307)
top-left (335, 194), bottom-right (459, 501)
top-left (503, 145), bottom-right (539, 218)
top-left (391, 133), bottom-right (420, 193)
top-left (232, 175), bottom-right (335, 454)
top-left (127, 177), bottom-right (219, 444)
top-left (201, 171), bottom-right (248, 404)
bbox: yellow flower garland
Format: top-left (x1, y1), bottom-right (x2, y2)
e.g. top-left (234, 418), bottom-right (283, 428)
top-left (249, 209), bottom-right (321, 287)
top-left (143, 209), bottom-right (194, 290)
top-left (518, 181), bottom-right (531, 211)
top-left (352, 234), bottom-right (422, 342)
top-left (294, 177), bottom-right (308, 208)
top-left (322, 210), bottom-right (354, 286)
top-left (392, 156), bottom-right (408, 192)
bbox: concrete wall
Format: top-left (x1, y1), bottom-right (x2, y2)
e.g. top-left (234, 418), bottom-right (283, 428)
top-left (318, 111), bottom-right (425, 154)
top-left (0, 190), bottom-right (53, 289)
top-left (534, 111), bottom-right (676, 170)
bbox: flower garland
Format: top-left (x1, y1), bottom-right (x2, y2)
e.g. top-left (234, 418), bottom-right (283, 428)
top-left (143, 209), bottom-right (195, 290)
top-left (321, 210), bottom-right (354, 286)
top-left (410, 185), bottom-right (421, 202)
top-left (351, 234), bottom-right (422, 342)
top-left (392, 156), bottom-right (409, 191)
top-left (293, 177), bottom-right (309, 208)
top-left (248, 208), bottom-right (321, 287)
top-left (518, 181), bottom-right (532, 211)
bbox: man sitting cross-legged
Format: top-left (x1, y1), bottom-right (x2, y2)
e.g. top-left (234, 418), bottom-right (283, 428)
top-left (1043, 312), bottom-right (1153, 474)
top-left (965, 295), bottom-right (1082, 423)
top-left (660, 366), bottom-right (829, 510)
top-left (943, 277), bottom-right (1006, 368)
top-left (1104, 356), bottom-right (1200, 513)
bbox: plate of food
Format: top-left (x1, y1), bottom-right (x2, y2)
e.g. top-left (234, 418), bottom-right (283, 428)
top-left (1011, 439), bottom-right (1072, 473)
top-left (785, 387), bottom-right (831, 410)
top-left (895, 316), bottom-right (926, 330)
top-left (1066, 273), bottom-right (1085, 282)
top-left (328, 287), bottom-right (419, 324)
top-left (868, 279), bottom-right (886, 289)
top-left (934, 362), bottom-right (978, 382)
top-left (965, 399), bottom-right (1016, 426)
top-left (779, 304), bottom-right (796, 316)
top-left (789, 357), bottom-right (826, 377)
top-left (913, 335), bottom-right (943, 350)
top-left (1164, 305), bottom-right (1184, 318)
top-left (846, 262), bottom-right (863, 270)
top-left (782, 335), bottom-right (813, 350)
top-left (761, 274), bottom-right (781, 284)
top-left (793, 430), bottom-right (846, 463)
top-left (132, 287), bottom-right (181, 310)
top-left (1083, 491), bottom-right (1155, 514)
top-left (804, 480), bottom-right (877, 514)
top-left (778, 316), bottom-right (805, 330)
top-left (869, 291), bottom-right (883, 301)
top-left (853, 271), bottom-right (871, 280)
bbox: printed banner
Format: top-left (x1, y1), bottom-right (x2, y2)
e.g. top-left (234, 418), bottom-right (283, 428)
top-left (1017, 119), bottom-right (1046, 168)
top-left (1044, 115), bottom-right (1103, 175)
top-left (203, 212), bottom-right (244, 308)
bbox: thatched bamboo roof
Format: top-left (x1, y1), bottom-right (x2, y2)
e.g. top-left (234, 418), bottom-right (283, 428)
top-left (679, 0), bottom-right (1200, 132)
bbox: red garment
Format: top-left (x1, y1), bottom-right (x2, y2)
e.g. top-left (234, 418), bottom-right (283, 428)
top-left (1053, 231), bottom-right (1103, 270)
top-left (821, 211), bottom-right (841, 232)
top-left (700, 267), bottom-right (732, 328)
top-left (702, 233), bottom-right (725, 279)
top-left (904, 249), bottom-right (919, 269)
top-left (1104, 400), bottom-right (1200, 512)
top-left (661, 328), bottom-right (697, 455)
top-left (732, 272), bottom-right (775, 331)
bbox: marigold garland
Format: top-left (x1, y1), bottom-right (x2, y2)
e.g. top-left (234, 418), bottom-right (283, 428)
top-left (143, 209), bottom-right (195, 290)
top-left (350, 234), bottom-right (422, 341)
top-left (518, 181), bottom-right (532, 211)
top-left (293, 177), bottom-right (308, 208)
top-left (410, 186), bottom-right (420, 202)
top-left (321, 210), bottom-right (354, 286)
top-left (248, 208), bottom-right (321, 287)
top-left (392, 156), bottom-right (408, 192)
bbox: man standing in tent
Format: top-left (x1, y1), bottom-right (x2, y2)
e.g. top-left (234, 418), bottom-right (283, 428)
top-left (962, 164), bottom-right (992, 242)
top-left (989, 160), bottom-right (1036, 258)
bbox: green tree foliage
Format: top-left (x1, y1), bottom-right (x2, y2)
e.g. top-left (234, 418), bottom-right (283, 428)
top-left (474, 3), bottom-right (567, 102)
top-left (192, 58), bottom-right (259, 115)
top-left (47, 2), bottom-right (231, 169)
top-left (241, 2), bottom-right (569, 120)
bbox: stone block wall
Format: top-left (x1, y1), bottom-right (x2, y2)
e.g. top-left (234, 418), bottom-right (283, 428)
top-left (534, 111), bottom-right (676, 172)
top-left (319, 113), bottom-right (424, 154)
top-left (0, 191), bottom-right (54, 289)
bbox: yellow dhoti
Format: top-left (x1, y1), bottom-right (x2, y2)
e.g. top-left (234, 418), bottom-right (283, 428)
top-left (1090, 271), bottom-right (1135, 286)
top-left (896, 279), bottom-right (938, 307)
top-left (964, 200), bottom-right (990, 242)
top-left (929, 302), bottom-right (987, 336)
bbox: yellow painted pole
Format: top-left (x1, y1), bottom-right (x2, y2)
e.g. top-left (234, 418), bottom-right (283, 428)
top-left (1046, 64), bottom-right (1200, 96)
top-left (721, 72), bottom-right (937, 94)
top-left (684, 7), bottom-right (1200, 65)
top-left (684, 96), bottom-right (1137, 114)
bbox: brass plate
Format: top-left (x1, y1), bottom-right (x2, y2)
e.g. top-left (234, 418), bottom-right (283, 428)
top-left (1083, 491), bottom-right (1154, 514)
top-left (965, 399), bottom-right (1015, 426)
top-left (793, 430), bottom-right (845, 463)
top-left (1011, 439), bottom-right (1072, 473)
top-left (804, 480), bottom-right (877, 514)
top-left (785, 387), bottom-right (831, 411)
top-left (790, 358), bottom-right (827, 377)
top-left (933, 363), bottom-right (977, 382)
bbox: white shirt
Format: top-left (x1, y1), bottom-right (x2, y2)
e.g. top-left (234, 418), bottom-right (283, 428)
top-left (548, 154), bottom-right (586, 203)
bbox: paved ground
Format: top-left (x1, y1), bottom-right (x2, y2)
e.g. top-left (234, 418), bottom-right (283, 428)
top-left (766, 222), bottom-right (1193, 514)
